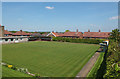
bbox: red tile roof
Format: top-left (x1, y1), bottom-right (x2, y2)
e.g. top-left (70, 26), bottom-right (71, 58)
top-left (51, 31), bottom-right (110, 38)
top-left (32, 33), bottom-right (41, 36)
top-left (83, 32), bottom-right (110, 38)
top-left (27, 32), bottom-right (33, 35)
top-left (4, 30), bottom-right (12, 35)
top-left (52, 32), bottom-right (83, 37)
top-left (52, 32), bottom-right (64, 37)
top-left (13, 30), bottom-right (31, 36)
top-left (63, 32), bottom-right (83, 37)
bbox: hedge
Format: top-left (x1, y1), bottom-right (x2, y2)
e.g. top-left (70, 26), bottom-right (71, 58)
top-left (103, 41), bottom-right (120, 78)
top-left (52, 37), bottom-right (105, 44)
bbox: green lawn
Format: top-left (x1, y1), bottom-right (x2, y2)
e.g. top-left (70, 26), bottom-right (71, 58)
top-left (2, 41), bottom-right (99, 77)
top-left (2, 66), bottom-right (31, 77)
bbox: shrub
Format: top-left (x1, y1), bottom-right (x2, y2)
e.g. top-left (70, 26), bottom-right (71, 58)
top-left (35, 73), bottom-right (40, 78)
top-left (11, 66), bottom-right (17, 70)
top-left (52, 37), bottom-right (105, 44)
top-left (104, 41), bottom-right (120, 78)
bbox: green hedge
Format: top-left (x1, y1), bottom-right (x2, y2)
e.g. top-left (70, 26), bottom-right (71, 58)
top-left (52, 37), bottom-right (105, 44)
top-left (103, 41), bottom-right (120, 78)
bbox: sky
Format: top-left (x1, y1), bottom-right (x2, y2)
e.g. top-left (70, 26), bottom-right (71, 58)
top-left (2, 2), bottom-right (118, 32)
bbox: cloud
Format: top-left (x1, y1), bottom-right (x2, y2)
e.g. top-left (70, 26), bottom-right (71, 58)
top-left (109, 16), bottom-right (119, 20)
top-left (90, 24), bottom-right (97, 27)
top-left (18, 18), bottom-right (22, 21)
top-left (45, 6), bottom-right (54, 10)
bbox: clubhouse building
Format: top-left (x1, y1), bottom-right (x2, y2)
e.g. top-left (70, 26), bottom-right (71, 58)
top-left (0, 25), bottom-right (31, 44)
top-left (47, 29), bottom-right (110, 39)
top-left (83, 30), bottom-right (110, 39)
top-left (47, 29), bottom-right (83, 39)
top-left (0, 25), bottom-right (111, 44)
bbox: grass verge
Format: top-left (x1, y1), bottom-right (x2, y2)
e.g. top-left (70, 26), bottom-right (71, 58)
top-left (87, 52), bottom-right (105, 78)
top-left (2, 66), bottom-right (31, 77)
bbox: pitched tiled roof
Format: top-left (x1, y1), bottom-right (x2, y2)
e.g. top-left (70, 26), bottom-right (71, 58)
top-left (52, 32), bottom-right (64, 37)
top-left (31, 33), bottom-right (41, 36)
top-left (63, 32), bottom-right (83, 37)
top-left (13, 30), bottom-right (31, 36)
top-left (52, 32), bottom-right (83, 37)
top-left (42, 32), bottom-right (49, 36)
top-left (4, 30), bottom-right (12, 35)
top-left (27, 32), bottom-right (33, 35)
top-left (83, 32), bottom-right (110, 38)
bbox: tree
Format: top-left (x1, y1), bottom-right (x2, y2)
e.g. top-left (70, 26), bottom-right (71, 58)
top-left (65, 30), bottom-right (70, 32)
top-left (109, 29), bottom-right (120, 61)
top-left (104, 29), bottom-right (120, 78)
top-left (109, 29), bottom-right (120, 43)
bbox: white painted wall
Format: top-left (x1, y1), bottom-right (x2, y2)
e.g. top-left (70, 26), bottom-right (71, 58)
top-left (1, 37), bottom-right (29, 44)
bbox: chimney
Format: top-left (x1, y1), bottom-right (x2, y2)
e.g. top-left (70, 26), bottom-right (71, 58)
top-left (88, 29), bottom-right (90, 32)
top-left (76, 29), bottom-right (78, 32)
top-left (52, 31), bottom-right (54, 33)
top-left (0, 25), bottom-right (4, 37)
top-left (99, 29), bottom-right (101, 32)
top-left (20, 30), bottom-right (22, 32)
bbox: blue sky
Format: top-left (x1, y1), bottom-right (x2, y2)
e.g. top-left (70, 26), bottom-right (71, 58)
top-left (2, 2), bottom-right (118, 32)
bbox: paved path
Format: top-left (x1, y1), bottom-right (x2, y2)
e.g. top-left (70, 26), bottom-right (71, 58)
top-left (75, 48), bottom-right (102, 78)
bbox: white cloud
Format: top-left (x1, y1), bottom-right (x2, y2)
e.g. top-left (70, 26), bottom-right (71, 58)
top-left (18, 18), bottom-right (22, 21)
top-left (90, 24), bottom-right (95, 26)
top-left (109, 16), bottom-right (119, 20)
top-left (45, 6), bottom-right (54, 10)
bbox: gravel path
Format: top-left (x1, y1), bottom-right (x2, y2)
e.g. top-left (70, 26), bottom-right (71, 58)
top-left (75, 48), bottom-right (102, 79)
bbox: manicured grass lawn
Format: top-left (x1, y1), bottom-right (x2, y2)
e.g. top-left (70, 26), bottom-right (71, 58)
top-left (2, 41), bottom-right (99, 77)
top-left (2, 66), bottom-right (31, 77)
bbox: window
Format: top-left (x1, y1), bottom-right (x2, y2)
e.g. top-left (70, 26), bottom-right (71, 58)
top-left (11, 38), bottom-right (13, 41)
top-left (5, 39), bottom-right (8, 41)
top-left (20, 38), bottom-right (22, 40)
top-left (4, 34), bottom-right (8, 36)
top-left (16, 38), bottom-right (18, 40)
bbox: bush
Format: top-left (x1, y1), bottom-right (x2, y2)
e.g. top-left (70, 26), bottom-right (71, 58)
top-left (35, 73), bottom-right (40, 78)
top-left (52, 37), bottom-right (105, 44)
top-left (104, 41), bottom-right (120, 78)
top-left (11, 66), bottom-right (18, 70)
